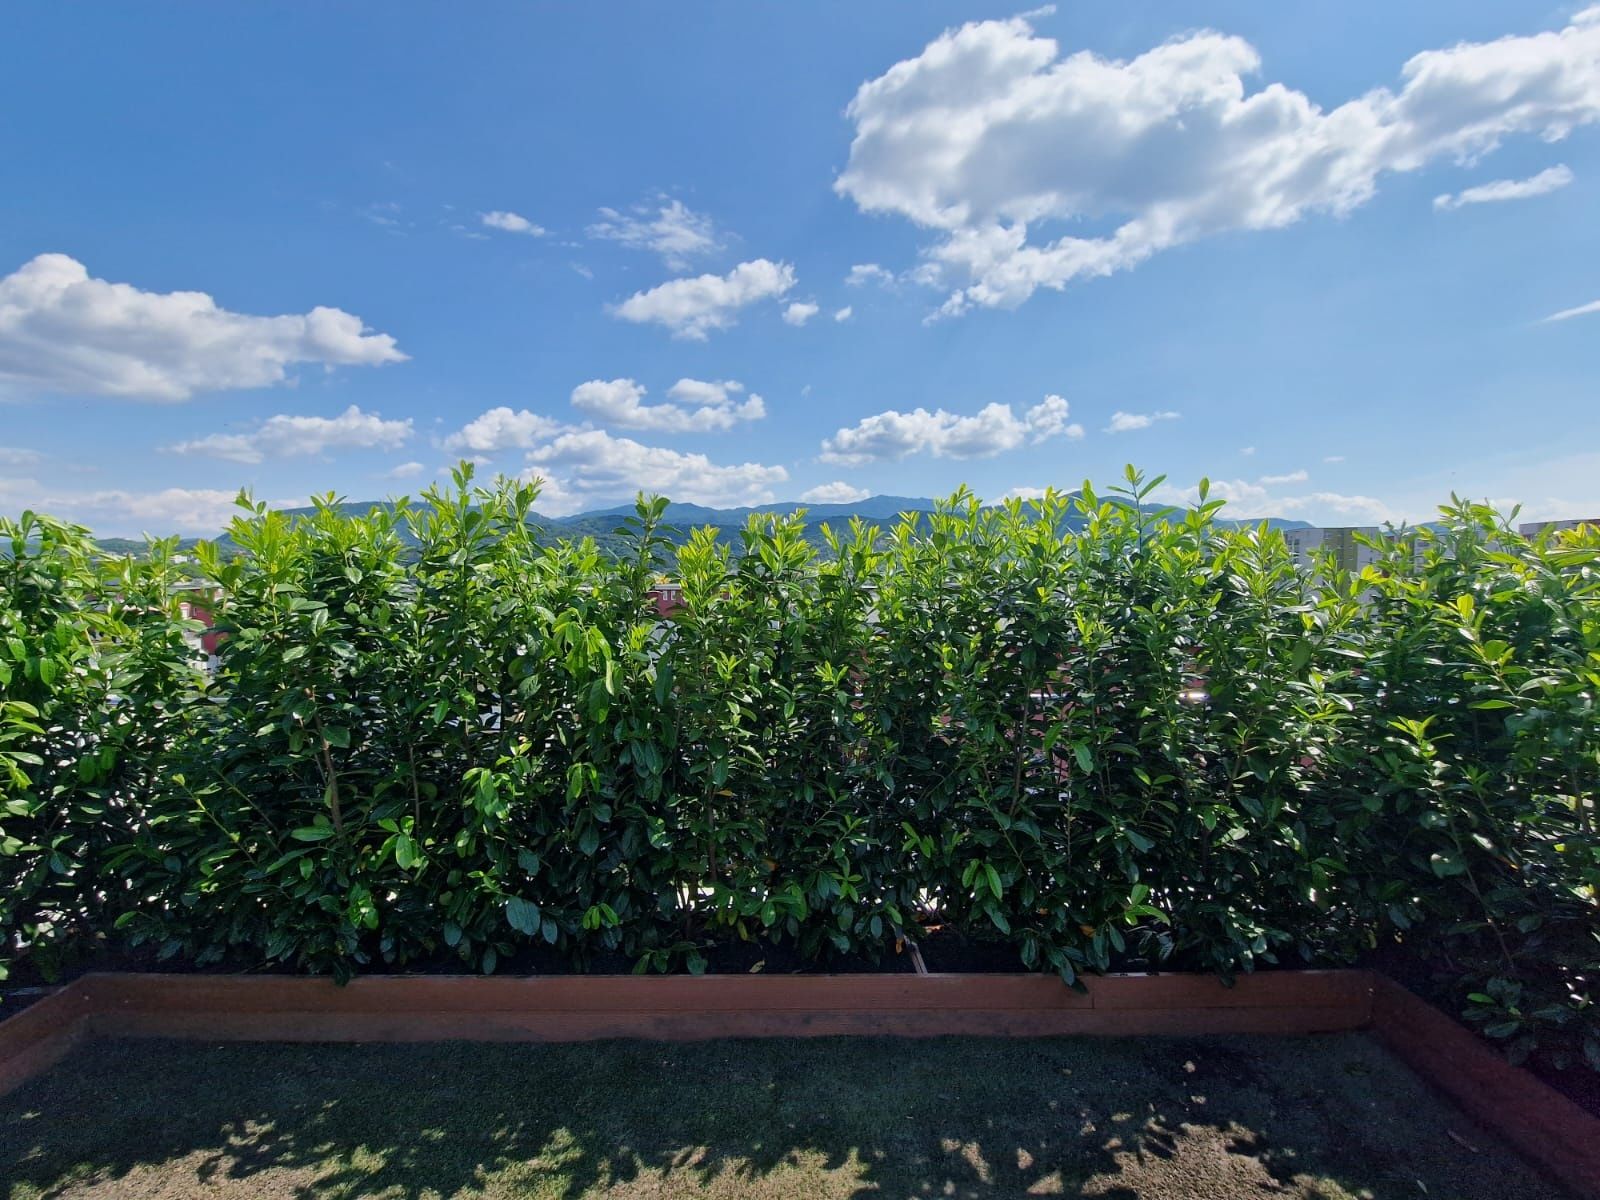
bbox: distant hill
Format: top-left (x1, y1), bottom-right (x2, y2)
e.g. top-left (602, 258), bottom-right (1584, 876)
top-left (89, 492), bottom-right (1311, 561)
top-left (572, 495), bottom-right (939, 524)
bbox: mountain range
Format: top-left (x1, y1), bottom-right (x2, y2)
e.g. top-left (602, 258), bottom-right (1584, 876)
top-left (92, 494), bottom-right (1311, 561)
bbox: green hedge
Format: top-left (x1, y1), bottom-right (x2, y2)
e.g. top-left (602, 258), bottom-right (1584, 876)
top-left (2, 467), bottom-right (1596, 1073)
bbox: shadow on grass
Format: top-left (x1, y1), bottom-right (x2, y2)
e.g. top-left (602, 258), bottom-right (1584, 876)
top-left (0, 1032), bottom-right (1559, 1199)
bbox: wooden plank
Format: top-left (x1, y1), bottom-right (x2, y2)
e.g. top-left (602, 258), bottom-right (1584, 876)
top-left (1370, 974), bottom-right (1600, 1200)
top-left (91, 1007), bottom-right (1106, 1042)
top-left (1091, 970), bottom-right (1372, 1014)
top-left (78, 970), bottom-right (1372, 1042)
top-left (84, 972), bottom-right (1098, 1015)
top-left (0, 984), bottom-right (94, 1096)
top-left (0, 970), bottom-right (1381, 1073)
top-left (84, 970), bottom-right (1373, 1019)
top-left (88, 1002), bottom-right (1372, 1043)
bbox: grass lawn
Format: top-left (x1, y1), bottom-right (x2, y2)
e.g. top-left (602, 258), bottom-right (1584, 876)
top-left (0, 1032), bottom-right (1560, 1199)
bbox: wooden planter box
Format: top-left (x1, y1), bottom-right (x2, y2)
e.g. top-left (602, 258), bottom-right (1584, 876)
top-left (2, 969), bottom-right (1595, 1197)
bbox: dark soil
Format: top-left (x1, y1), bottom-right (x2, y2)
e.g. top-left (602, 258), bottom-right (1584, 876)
top-left (0, 1032), bottom-right (1566, 1199)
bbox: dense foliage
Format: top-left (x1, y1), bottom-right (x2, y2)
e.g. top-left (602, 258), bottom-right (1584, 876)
top-left (2, 467), bottom-right (1596, 1075)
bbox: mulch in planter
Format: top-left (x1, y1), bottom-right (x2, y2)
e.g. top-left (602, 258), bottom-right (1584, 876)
top-left (0, 1031), bottom-right (1567, 1200)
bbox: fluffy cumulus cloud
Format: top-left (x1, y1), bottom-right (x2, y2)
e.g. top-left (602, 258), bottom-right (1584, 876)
top-left (833, 306), bottom-right (854, 322)
top-left (102, 487), bottom-right (252, 532)
top-left (1279, 491), bottom-right (1399, 524)
top-left (800, 481), bottom-right (871, 504)
top-left (0, 474), bottom-right (251, 537)
top-left (836, 9), bottom-right (1600, 315)
top-left (569, 377), bottom-right (764, 433)
top-left (1105, 410), bottom-right (1180, 433)
top-left (1151, 471), bottom-right (1400, 526)
top-left (587, 197), bottom-right (722, 269)
top-left (782, 301), bottom-right (820, 326)
top-left (480, 210), bottom-right (545, 236)
top-left (820, 394), bottom-right (1083, 465)
top-left (0, 254), bottom-right (406, 401)
top-left (1024, 394), bottom-right (1080, 441)
top-left (384, 461), bottom-right (426, 480)
top-left (524, 429), bottom-right (787, 512)
top-left (441, 406), bottom-right (568, 454)
top-left (1434, 164), bottom-right (1573, 210)
top-left (611, 259), bottom-right (796, 339)
top-left (168, 404), bottom-right (413, 464)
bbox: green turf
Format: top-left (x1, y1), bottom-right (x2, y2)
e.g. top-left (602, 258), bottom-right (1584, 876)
top-left (0, 1032), bottom-right (1560, 1199)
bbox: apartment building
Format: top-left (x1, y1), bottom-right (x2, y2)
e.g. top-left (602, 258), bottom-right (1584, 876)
top-left (1517, 518), bottom-right (1600, 537)
top-left (1282, 526), bottom-right (1385, 573)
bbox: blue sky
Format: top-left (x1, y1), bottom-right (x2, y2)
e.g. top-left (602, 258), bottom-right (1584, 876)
top-left (1, 2), bottom-right (1597, 535)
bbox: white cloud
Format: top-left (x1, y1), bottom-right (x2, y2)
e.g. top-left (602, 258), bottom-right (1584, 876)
top-left (845, 263), bottom-right (896, 287)
top-left (1259, 469), bottom-right (1309, 485)
top-left (481, 210), bottom-right (546, 236)
top-left (1434, 164), bottom-right (1573, 210)
top-left (442, 407), bottom-right (569, 454)
top-left (800, 481), bottom-right (871, 504)
top-left (611, 259), bottom-right (796, 339)
top-left (82, 487), bottom-right (248, 534)
top-left (167, 405), bottom-right (412, 464)
top-left (834, 306), bottom-right (854, 322)
top-left (1496, 496), bottom-right (1600, 525)
top-left (587, 197), bottom-right (722, 269)
top-left (569, 377), bottom-right (764, 433)
top-left (385, 461), bottom-right (426, 480)
top-left (1024, 394), bottom-right (1082, 442)
top-left (1105, 410), bottom-right (1180, 433)
top-left (1542, 298), bottom-right (1600, 323)
top-left (516, 469), bottom-right (578, 515)
top-left (524, 429), bottom-right (787, 512)
top-left (664, 378), bottom-right (751, 410)
top-left (0, 447), bottom-right (42, 466)
top-left (0, 253), bottom-right (406, 401)
top-left (837, 10), bottom-right (1600, 315)
top-left (1151, 476), bottom-right (1400, 525)
top-left (783, 301), bottom-right (820, 326)
top-left (0, 475), bottom-right (250, 537)
top-left (993, 485), bottom-right (1051, 503)
top-left (820, 394), bottom-right (1083, 465)
top-left (1429, 451), bottom-right (1600, 528)
top-left (1323, 454), bottom-right (1346, 463)
top-left (1240, 446), bottom-right (1256, 456)
top-left (1279, 491), bottom-right (1398, 524)
top-left (1150, 478), bottom-right (1271, 512)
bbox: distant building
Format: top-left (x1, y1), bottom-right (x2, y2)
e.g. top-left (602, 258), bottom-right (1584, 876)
top-left (1518, 518), bottom-right (1600, 537)
top-left (647, 582), bottom-right (685, 617)
top-left (1282, 526), bottom-right (1384, 573)
top-left (172, 580), bottom-right (224, 669)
